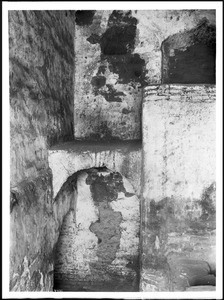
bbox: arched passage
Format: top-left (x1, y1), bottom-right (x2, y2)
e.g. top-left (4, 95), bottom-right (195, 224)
top-left (53, 167), bottom-right (140, 292)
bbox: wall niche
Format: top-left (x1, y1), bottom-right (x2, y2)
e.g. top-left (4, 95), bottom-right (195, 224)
top-left (161, 18), bottom-right (216, 84)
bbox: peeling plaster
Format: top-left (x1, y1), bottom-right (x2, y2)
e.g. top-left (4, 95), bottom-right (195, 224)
top-left (141, 84), bottom-right (216, 291)
top-left (54, 169), bottom-right (140, 291)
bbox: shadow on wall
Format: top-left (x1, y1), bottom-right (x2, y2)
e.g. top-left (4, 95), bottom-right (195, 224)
top-left (53, 167), bottom-right (140, 292)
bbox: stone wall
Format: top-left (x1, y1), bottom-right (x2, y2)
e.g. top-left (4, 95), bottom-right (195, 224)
top-left (9, 9), bottom-right (217, 293)
top-left (141, 84), bottom-right (216, 291)
top-left (9, 10), bottom-right (75, 186)
top-left (48, 140), bottom-right (142, 198)
top-left (73, 10), bottom-right (215, 140)
top-left (9, 11), bottom-right (75, 291)
top-left (10, 173), bottom-right (76, 291)
top-left (54, 168), bottom-right (140, 291)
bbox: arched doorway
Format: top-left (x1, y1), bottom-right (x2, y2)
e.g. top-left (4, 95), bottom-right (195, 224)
top-left (53, 167), bottom-right (140, 291)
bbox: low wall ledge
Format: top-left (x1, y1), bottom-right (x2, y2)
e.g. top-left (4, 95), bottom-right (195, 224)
top-left (49, 139), bottom-right (142, 153)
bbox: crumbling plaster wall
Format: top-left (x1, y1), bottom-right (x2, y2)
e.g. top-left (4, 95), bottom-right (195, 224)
top-left (9, 8), bottom-right (217, 293)
top-left (141, 84), bottom-right (216, 291)
top-left (73, 9), bottom-right (215, 140)
top-left (9, 10), bottom-right (75, 291)
top-left (54, 169), bottom-right (140, 291)
top-left (48, 140), bottom-right (142, 198)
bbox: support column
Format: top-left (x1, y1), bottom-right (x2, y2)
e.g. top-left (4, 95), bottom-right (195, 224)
top-left (140, 84), bottom-right (216, 291)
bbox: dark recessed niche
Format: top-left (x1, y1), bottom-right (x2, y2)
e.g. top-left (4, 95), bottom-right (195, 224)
top-left (168, 43), bottom-right (215, 84)
top-left (161, 19), bottom-right (216, 84)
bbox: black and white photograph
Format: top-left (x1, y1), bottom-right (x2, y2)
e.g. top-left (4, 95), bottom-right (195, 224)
top-left (2, 1), bottom-right (223, 299)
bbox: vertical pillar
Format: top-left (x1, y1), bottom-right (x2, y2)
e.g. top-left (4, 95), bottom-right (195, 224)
top-left (140, 84), bottom-right (216, 291)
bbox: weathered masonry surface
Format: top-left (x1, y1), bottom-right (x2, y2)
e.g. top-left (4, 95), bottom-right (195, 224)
top-left (141, 84), bottom-right (216, 291)
top-left (9, 9), bottom-right (216, 292)
top-left (9, 11), bottom-right (75, 291)
top-left (73, 10), bottom-right (215, 141)
top-left (48, 84), bottom-right (216, 292)
top-left (48, 140), bottom-right (142, 198)
top-left (54, 169), bottom-right (140, 291)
